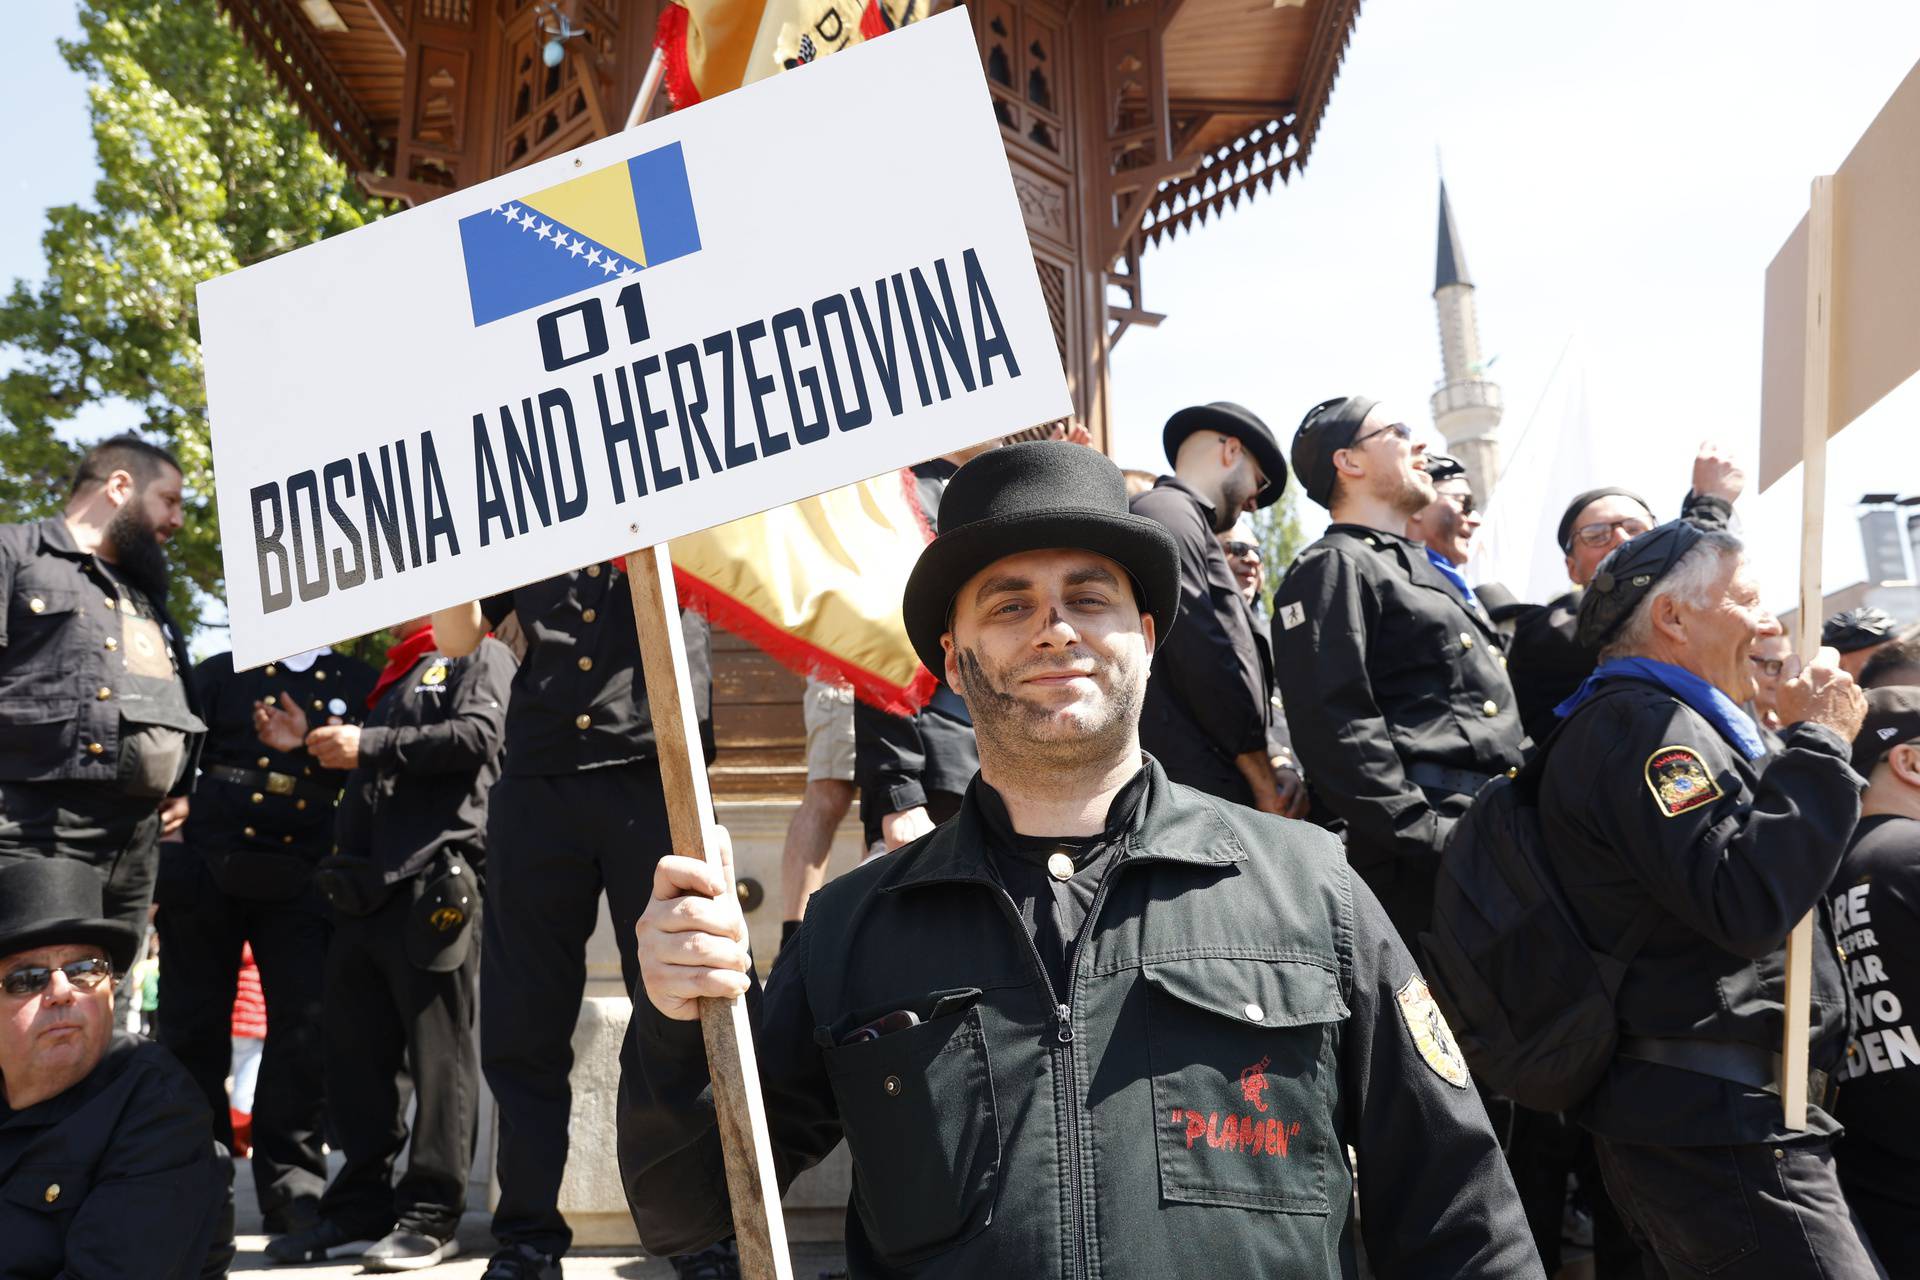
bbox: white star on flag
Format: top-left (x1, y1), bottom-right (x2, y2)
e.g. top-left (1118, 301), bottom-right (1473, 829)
top-left (600, 257), bottom-right (620, 275)
top-left (586, 248), bottom-right (602, 266)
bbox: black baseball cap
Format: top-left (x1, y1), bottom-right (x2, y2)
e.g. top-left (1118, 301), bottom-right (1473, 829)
top-left (1854, 686), bottom-right (1920, 775)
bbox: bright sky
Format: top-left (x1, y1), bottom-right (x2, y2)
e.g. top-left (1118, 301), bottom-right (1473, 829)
top-left (1107, 0), bottom-right (1920, 615)
top-left (5, 1), bottom-right (1920, 617)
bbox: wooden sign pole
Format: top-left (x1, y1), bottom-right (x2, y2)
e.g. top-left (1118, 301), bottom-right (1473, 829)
top-left (1781, 173), bottom-right (1837, 1131)
top-left (627, 544), bottom-right (795, 1279)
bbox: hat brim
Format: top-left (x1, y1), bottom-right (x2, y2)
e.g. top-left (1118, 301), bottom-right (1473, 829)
top-left (0, 919), bottom-right (141, 973)
top-left (903, 510), bottom-right (1180, 677)
top-left (1163, 409), bottom-right (1290, 509)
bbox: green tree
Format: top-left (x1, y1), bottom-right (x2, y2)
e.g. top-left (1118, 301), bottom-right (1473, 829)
top-left (1252, 486), bottom-right (1306, 616)
top-left (0, 0), bottom-right (387, 649)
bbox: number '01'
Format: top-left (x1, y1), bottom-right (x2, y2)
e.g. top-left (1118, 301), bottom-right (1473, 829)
top-left (536, 282), bottom-right (648, 371)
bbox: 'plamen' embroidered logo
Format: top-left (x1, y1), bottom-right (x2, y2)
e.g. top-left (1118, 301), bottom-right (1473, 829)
top-left (1171, 1109), bottom-right (1301, 1158)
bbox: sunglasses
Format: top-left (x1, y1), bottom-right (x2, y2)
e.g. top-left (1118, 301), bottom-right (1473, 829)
top-left (1572, 516), bottom-right (1651, 549)
top-left (1439, 492), bottom-right (1478, 517)
top-left (1349, 421), bottom-right (1414, 449)
top-left (1221, 540), bottom-right (1261, 559)
top-left (2, 955), bottom-right (114, 998)
top-left (1749, 656), bottom-right (1786, 678)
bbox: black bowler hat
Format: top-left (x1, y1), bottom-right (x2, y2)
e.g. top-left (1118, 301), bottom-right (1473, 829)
top-left (0, 859), bottom-right (140, 972)
top-left (902, 441), bottom-right (1180, 675)
top-left (1854, 686), bottom-right (1920, 775)
top-left (1290, 396), bottom-right (1378, 509)
top-left (406, 853), bottom-right (479, 973)
top-left (1824, 606), bottom-right (1899, 654)
top-left (1425, 454), bottom-right (1469, 485)
top-left (1574, 520), bottom-right (1708, 648)
top-left (1161, 403), bottom-right (1289, 508)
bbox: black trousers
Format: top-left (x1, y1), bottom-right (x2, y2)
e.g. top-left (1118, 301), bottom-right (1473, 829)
top-left (1595, 1134), bottom-right (1887, 1279)
top-left (154, 843), bottom-right (331, 1219)
top-left (483, 763), bottom-right (668, 1256)
top-left (319, 888), bottom-right (480, 1239)
top-left (0, 779), bottom-right (162, 934)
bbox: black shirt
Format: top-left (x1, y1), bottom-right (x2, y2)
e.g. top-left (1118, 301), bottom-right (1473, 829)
top-left (334, 638), bottom-right (514, 881)
top-left (481, 566), bottom-right (712, 776)
top-left (1832, 814), bottom-right (1920, 1190)
top-left (1131, 477), bottom-right (1269, 802)
top-left (0, 517), bottom-right (203, 789)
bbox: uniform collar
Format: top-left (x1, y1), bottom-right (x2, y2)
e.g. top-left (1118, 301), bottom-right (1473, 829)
top-left (881, 756), bottom-right (1246, 893)
top-left (1153, 474), bottom-right (1218, 520)
top-left (34, 516), bottom-right (88, 561)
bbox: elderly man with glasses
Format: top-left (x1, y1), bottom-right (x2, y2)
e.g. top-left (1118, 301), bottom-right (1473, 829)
top-left (1506, 442), bottom-right (1745, 744)
top-left (0, 858), bottom-right (228, 1278)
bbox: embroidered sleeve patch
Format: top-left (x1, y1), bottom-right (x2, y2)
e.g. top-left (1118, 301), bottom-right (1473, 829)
top-left (1644, 745), bottom-right (1722, 817)
top-left (1395, 975), bottom-right (1470, 1089)
top-left (1280, 601), bottom-right (1306, 630)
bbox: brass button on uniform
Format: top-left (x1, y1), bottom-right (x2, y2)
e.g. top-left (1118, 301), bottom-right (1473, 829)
top-left (103, 597), bottom-right (116, 611)
top-left (43, 1184), bottom-right (59, 1204)
top-left (283, 835), bottom-right (294, 845)
top-left (265, 664), bottom-right (277, 676)
top-left (882, 1075), bottom-right (902, 1097)
top-left (257, 756), bottom-right (271, 768)
top-left (581, 608), bottom-right (597, 623)
top-left (1481, 700), bottom-right (1499, 717)
top-left (1507, 766), bottom-right (1519, 779)
top-left (574, 713), bottom-right (592, 730)
top-left (28, 597), bottom-right (45, 613)
top-left (315, 670), bottom-right (327, 681)
top-left (96, 687), bottom-right (111, 701)
top-left (312, 700), bottom-right (325, 711)
top-left (243, 826), bottom-right (256, 838)
top-left (86, 742), bottom-right (104, 756)
top-left (251, 792), bottom-right (264, 804)
top-left (577, 656), bottom-right (593, 672)
top-left (585, 564), bottom-right (601, 577)
top-left (104, 637), bottom-right (117, 651)
top-left (295, 799), bottom-right (307, 811)
top-left (1459, 632), bottom-right (1474, 648)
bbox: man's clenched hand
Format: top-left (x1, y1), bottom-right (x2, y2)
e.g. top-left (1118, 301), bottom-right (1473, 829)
top-left (636, 826), bottom-right (752, 1021)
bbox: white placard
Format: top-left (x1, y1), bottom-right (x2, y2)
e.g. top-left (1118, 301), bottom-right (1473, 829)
top-left (199, 10), bottom-right (1069, 668)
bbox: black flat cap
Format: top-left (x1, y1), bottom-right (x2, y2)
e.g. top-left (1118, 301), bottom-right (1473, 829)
top-left (1574, 520), bottom-right (1707, 648)
top-left (0, 859), bottom-right (140, 971)
top-left (1425, 453), bottom-right (1469, 485)
top-left (1162, 403), bottom-right (1288, 508)
top-left (1556, 486), bottom-right (1654, 553)
top-left (1824, 606), bottom-right (1899, 653)
top-left (903, 441), bottom-right (1180, 675)
top-left (1291, 396), bottom-right (1378, 509)
top-left (1854, 686), bottom-right (1920, 775)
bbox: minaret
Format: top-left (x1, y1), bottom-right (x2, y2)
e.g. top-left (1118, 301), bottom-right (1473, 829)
top-left (1430, 179), bottom-right (1504, 502)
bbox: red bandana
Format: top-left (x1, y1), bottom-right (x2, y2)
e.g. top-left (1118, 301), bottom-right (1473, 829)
top-left (367, 626), bottom-right (440, 710)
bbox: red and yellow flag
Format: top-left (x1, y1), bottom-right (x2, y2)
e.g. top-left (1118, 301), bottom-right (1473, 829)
top-left (657, 0), bottom-right (936, 713)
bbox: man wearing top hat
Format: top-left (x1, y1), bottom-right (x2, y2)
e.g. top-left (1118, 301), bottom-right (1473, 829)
top-left (618, 439), bottom-right (1542, 1278)
top-left (0, 858), bottom-right (228, 1278)
top-left (258, 615), bottom-right (514, 1270)
top-left (1270, 398), bottom-right (1525, 946)
top-left (1540, 520), bottom-right (1877, 1277)
top-left (1130, 403), bottom-right (1302, 815)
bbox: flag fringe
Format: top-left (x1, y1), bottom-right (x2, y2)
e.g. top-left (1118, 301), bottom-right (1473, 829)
top-left (654, 2), bottom-right (702, 110)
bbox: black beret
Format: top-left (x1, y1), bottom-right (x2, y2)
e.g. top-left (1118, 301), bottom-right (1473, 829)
top-left (1823, 606), bottom-right (1899, 653)
top-left (1854, 685), bottom-right (1920, 774)
top-left (1291, 396), bottom-right (1377, 509)
top-left (1573, 520), bottom-right (1706, 649)
top-left (1162, 403), bottom-right (1289, 508)
top-left (1425, 453), bottom-right (1469, 485)
top-left (1556, 486), bottom-right (1654, 553)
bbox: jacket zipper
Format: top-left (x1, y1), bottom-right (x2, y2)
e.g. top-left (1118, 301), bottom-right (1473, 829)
top-left (980, 845), bottom-right (1128, 1280)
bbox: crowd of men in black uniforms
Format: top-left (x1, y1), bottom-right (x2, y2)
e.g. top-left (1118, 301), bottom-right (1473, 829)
top-left (7, 420), bottom-right (1920, 1280)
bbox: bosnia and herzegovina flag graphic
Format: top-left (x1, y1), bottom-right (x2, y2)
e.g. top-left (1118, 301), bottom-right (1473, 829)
top-left (458, 141), bottom-right (701, 326)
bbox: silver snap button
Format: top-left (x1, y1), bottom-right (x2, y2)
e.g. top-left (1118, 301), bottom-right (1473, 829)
top-left (1244, 1003), bottom-right (1265, 1023)
top-left (882, 1075), bottom-right (902, 1098)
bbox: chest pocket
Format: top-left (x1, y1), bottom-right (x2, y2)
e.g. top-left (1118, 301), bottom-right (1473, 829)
top-left (821, 1003), bottom-right (1000, 1263)
top-left (1143, 956), bottom-right (1347, 1214)
top-left (3, 1164), bottom-right (89, 1214)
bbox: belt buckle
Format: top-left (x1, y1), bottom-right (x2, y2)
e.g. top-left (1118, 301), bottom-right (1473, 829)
top-left (265, 771), bottom-right (296, 797)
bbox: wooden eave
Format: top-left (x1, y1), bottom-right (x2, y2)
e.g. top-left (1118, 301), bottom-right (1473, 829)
top-left (1144, 0), bottom-right (1361, 247)
top-left (218, 0), bottom-right (406, 176)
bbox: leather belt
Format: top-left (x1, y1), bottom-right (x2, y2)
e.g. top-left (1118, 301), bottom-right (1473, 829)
top-left (1405, 762), bottom-right (1499, 798)
top-left (1619, 1035), bottom-right (1832, 1107)
top-left (203, 764), bottom-right (335, 806)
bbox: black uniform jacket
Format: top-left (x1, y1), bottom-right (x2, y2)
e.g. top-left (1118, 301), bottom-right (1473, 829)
top-left (1830, 814), bottom-right (1920, 1191)
top-left (481, 568), bottom-right (712, 775)
top-left (1539, 682), bottom-right (1860, 1145)
top-left (1508, 492), bottom-right (1733, 742)
top-left (1131, 477), bottom-right (1269, 801)
top-left (0, 1034), bottom-right (226, 1279)
top-left (0, 517), bottom-right (203, 788)
top-left (334, 638), bottom-right (514, 882)
top-left (618, 760), bottom-right (1542, 1278)
top-left (184, 650), bottom-right (376, 860)
top-left (1271, 525), bottom-right (1525, 870)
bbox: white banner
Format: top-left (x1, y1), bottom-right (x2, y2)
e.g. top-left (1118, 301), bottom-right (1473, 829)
top-left (199, 10), bottom-right (1069, 668)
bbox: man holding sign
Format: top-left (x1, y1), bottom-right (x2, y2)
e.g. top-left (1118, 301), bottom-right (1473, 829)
top-left (622, 441), bottom-right (1541, 1277)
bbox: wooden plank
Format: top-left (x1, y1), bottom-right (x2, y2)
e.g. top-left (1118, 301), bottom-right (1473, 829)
top-left (626, 545), bottom-right (794, 1279)
top-left (1781, 173), bottom-right (1837, 1132)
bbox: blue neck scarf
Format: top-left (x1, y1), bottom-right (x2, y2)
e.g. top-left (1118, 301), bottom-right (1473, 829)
top-left (1425, 546), bottom-right (1476, 607)
top-left (1554, 656), bottom-right (1766, 760)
